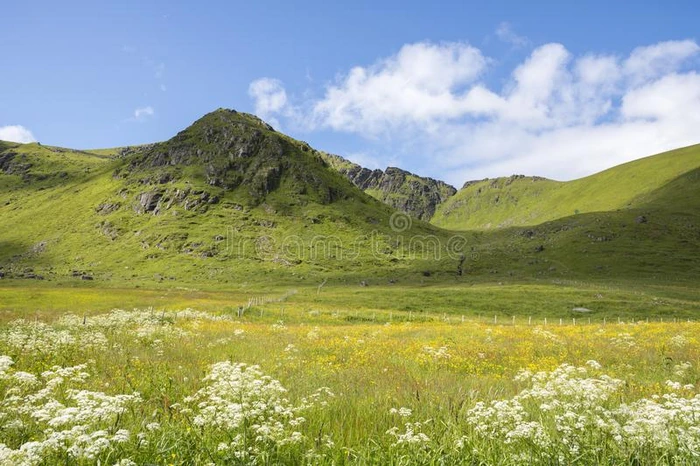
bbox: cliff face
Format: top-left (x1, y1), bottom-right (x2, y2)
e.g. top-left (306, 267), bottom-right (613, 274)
top-left (321, 153), bottom-right (456, 221)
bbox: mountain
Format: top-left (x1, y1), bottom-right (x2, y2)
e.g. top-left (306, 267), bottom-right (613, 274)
top-left (0, 109), bottom-right (461, 285)
top-left (1, 109), bottom-right (699, 287)
top-left (431, 144), bottom-right (700, 230)
top-left (320, 152), bottom-right (456, 221)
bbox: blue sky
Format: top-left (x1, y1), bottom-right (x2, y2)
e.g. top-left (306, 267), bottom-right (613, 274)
top-left (2, 1), bottom-right (700, 185)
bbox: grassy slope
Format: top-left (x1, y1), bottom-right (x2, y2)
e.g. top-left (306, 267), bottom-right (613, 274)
top-left (462, 164), bottom-right (700, 288)
top-left (0, 113), bottom-right (467, 286)
top-left (432, 144), bottom-right (700, 230)
top-left (1, 116), bottom-right (699, 306)
top-left (0, 142), bottom-right (111, 191)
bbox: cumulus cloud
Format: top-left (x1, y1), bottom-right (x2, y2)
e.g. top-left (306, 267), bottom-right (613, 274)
top-left (249, 39), bottom-right (700, 184)
top-left (133, 106), bottom-right (154, 120)
top-left (0, 125), bottom-right (36, 143)
top-left (623, 40), bottom-right (700, 83)
top-left (311, 42), bottom-right (488, 134)
top-left (248, 78), bottom-right (289, 129)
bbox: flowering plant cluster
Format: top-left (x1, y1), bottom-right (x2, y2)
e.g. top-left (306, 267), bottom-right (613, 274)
top-left (0, 356), bottom-right (141, 465)
top-left (181, 361), bottom-right (333, 464)
top-left (465, 362), bottom-right (700, 463)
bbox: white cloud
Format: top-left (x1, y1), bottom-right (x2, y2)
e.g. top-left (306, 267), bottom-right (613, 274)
top-left (622, 72), bottom-right (700, 120)
top-left (310, 42), bottom-right (488, 134)
top-left (495, 22), bottom-right (529, 48)
top-left (249, 39), bottom-right (700, 184)
top-left (624, 40), bottom-right (700, 83)
top-left (134, 106), bottom-right (154, 120)
top-left (500, 43), bottom-right (573, 127)
top-left (344, 152), bottom-right (384, 170)
top-left (0, 125), bottom-right (36, 143)
top-left (249, 78), bottom-right (287, 114)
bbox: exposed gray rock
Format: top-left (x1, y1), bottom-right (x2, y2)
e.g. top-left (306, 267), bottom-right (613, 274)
top-left (30, 241), bottom-right (47, 254)
top-left (321, 153), bottom-right (456, 221)
top-left (121, 110), bottom-right (340, 205)
top-left (0, 151), bottom-right (31, 177)
top-left (96, 203), bottom-right (120, 214)
top-left (135, 191), bottom-right (162, 214)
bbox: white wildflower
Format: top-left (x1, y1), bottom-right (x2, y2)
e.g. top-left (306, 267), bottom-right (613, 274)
top-left (390, 407), bottom-right (413, 418)
top-left (387, 421), bottom-right (431, 447)
top-left (586, 360), bottom-right (602, 370)
top-left (610, 333), bottom-right (637, 349)
top-left (145, 422), bottom-right (161, 432)
top-left (422, 345), bottom-right (451, 360)
top-left (670, 334), bottom-right (689, 348)
top-left (666, 380), bottom-right (683, 391)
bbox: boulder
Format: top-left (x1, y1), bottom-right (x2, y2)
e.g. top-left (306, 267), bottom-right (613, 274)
top-left (136, 191), bottom-right (162, 214)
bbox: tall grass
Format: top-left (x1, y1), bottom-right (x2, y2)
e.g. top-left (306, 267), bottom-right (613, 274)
top-left (1, 307), bottom-right (698, 464)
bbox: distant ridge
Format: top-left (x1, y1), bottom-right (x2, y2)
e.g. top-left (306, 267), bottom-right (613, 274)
top-left (432, 144), bottom-right (700, 230)
top-left (320, 152), bottom-right (456, 221)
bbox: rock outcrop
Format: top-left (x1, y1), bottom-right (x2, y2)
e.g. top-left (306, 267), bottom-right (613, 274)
top-left (115, 109), bottom-right (351, 206)
top-left (320, 153), bottom-right (456, 221)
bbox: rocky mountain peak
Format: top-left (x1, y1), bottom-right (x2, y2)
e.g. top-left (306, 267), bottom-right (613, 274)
top-left (111, 109), bottom-right (357, 206)
top-left (320, 153), bottom-right (456, 221)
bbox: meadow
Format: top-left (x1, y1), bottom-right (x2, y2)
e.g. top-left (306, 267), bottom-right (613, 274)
top-left (1, 284), bottom-right (699, 465)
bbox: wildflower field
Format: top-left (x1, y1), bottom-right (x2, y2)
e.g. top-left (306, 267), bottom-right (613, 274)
top-left (1, 288), bottom-right (699, 465)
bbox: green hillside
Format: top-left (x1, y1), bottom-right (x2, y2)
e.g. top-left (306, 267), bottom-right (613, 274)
top-left (1, 109), bottom-right (699, 288)
top-left (467, 172), bottom-right (700, 285)
top-left (0, 142), bottom-right (111, 191)
top-left (0, 109), bottom-right (465, 286)
top-left (432, 144), bottom-right (700, 230)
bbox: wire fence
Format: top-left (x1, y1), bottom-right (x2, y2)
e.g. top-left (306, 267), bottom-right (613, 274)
top-left (232, 294), bottom-right (695, 326)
